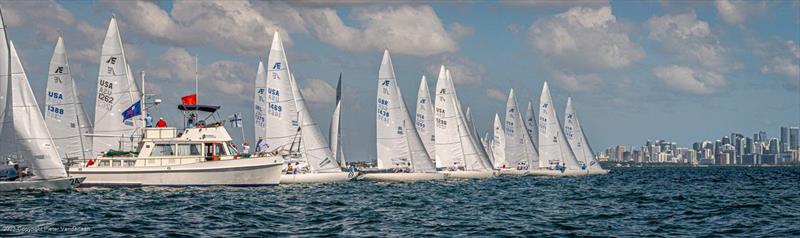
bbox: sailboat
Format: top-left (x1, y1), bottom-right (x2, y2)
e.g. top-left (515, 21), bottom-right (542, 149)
top-left (414, 75), bottom-right (435, 162)
top-left (362, 50), bottom-right (444, 182)
top-left (329, 73), bottom-right (346, 169)
top-left (564, 97), bottom-right (608, 175)
top-left (490, 113), bottom-right (506, 170)
top-left (44, 36), bottom-right (93, 162)
top-left (529, 82), bottom-right (585, 176)
top-left (0, 39), bottom-right (85, 191)
top-left (263, 32), bottom-right (352, 183)
top-left (433, 66), bottom-right (494, 179)
top-left (91, 16), bottom-right (141, 155)
top-left (500, 89), bottom-right (538, 175)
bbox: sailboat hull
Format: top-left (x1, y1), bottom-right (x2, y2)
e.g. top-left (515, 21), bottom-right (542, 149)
top-left (442, 170), bottom-right (496, 179)
top-left (498, 169), bottom-right (529, 176)
top-left (280, 172), bottom-right (357, 184)
top-left (361, 172), bottom-right (447, 182)
top-left (0, 177), bottom-right (85, 192)
top-left (528, 168), bottom-right (608, 177)
top-left (69, 157), bottom-right (283, 187)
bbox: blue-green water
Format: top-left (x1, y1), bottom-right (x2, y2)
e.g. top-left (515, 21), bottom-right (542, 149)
top-left (2, 167), bottom-right (799, 237)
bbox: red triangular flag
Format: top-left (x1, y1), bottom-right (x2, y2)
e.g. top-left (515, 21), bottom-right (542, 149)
top-left (181, 94), bottom-right (197, 105)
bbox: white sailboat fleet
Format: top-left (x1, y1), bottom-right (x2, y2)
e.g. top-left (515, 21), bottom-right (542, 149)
top-left (0, 9), bottom-right (85, 191)
top-left (1, 8), bottom-right (608, 190)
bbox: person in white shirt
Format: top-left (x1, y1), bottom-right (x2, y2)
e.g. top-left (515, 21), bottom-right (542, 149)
top-left (242, 143), bottom-right (250, 154)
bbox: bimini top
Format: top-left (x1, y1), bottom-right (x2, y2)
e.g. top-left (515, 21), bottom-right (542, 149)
top-left (177, 104), bottom-right (221, 113)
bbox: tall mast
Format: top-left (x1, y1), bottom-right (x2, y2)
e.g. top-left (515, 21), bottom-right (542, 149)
top-left (140, 71), bottom-right (146, 130)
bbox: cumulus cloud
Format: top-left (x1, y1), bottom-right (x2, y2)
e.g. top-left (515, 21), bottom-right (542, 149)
top-left (552, 71), bottom-right (602, 92)
top-left (147, 47), bottom-right (253, 96)
top-left (528, 6), bottom-right (644, 71)
top-left (648, 12), bottom-right (732, 72)
top-left (300, 79), bottom-right (336, 104)
top-left (303, 5), bottom-right (458, 56)
top-left (759, 40), bottom-right (800, 89)
top-left (425, 55), bottom-right (487, 85)
top-left (103, 0), bottom-right (291, 56)
top-left (653, 65), bottom-right (726, 95)
top-left (500, 0), bottom-right (611, 8)
top-left (715, 0), bottom-right (767, 25)
top-left (486, 88), bottom-right (506, 101)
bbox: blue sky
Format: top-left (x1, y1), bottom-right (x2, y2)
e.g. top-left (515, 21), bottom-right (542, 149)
top-left (2, 0), bottom-right (798, 161)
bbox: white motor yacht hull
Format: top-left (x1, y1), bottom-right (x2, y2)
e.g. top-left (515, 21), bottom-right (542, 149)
top-left (280, 172), bottom-right (357, 184)
top-left (0, 177), bottom-right (85, 192)
top-left (69, 157), bottom-right (283, 187)
top-left (361, 172), bottom-right (447, 182)
top-left (442, 170), bottom-right (496, 179)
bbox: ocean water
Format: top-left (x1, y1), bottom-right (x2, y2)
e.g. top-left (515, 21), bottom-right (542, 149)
top-left (1, 167), bottom-right (799, 237)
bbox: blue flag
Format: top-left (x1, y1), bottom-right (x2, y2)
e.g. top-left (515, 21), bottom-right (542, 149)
top-left (121, 100), bottom-right (142, 121)
top-left (229, 113), bottom-right (242, 128)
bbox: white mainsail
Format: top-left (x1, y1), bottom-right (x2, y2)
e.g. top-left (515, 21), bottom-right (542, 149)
top-left (9, 42), bottom-right (68, 179)
top-left (491, 113), bottom-right (506, 169)
top-left (564, 97), bottom-right (602, 171)
top-left (525, 100), bottom-right (538, 146)
top-left (0, 9), bottom-right (15, 160)
top-left (44, 36), bottom-right (93, 160)
top-left (253, 61), bottom-right (267, 143)
top-left (265, 32), bottom-right (299, 150)
top-left (414, 75), bottom-right (435, 159)
top-left (504, 89), bottom-right (538, 168)
top-left (434, 67), bottom-right (490, 171)
top-left (290, 73), bottom-right (340, 172)
top-left (375, 50), bottom-right (435, 172)
top-left (93, 16), bottom-right (140, 154)
top-left (329, 73), bottom-right (345, 167)
top-left (537, 82), bottom-right (581, 169)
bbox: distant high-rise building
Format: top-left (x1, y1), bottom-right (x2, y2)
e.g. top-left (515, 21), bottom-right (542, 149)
top-left (790, 127), bottom-right (799, 150)
top-left (768, 138), bottom-right (780, 154)
top-left (615, 145), bottom-right (626, 162)
top-left (759, 131), bottom-right (767, 142)
top-left (722, 136), bottom-right (731, 145)
top-left (745, 137), bottom-right (754, 155)
top-left (781, 127), bottom-right (790, 152)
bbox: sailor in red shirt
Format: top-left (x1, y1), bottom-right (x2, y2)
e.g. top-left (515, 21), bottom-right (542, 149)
top-left (156, 117), bottom-right (167, 127)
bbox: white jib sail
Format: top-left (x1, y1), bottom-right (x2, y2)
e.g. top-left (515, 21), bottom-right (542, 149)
top-left (253, 61), bottom-right (267, 144)
top-left (10, 42), bottom-right (67, 179)
top-left (537, 82), bottom-right (581, 169)
top-left (415, 75), bottom-right (435, 160)
top-left (290, 73), bottom-right (340, 173)
top-left (330, 73), bottom-right (345, 167)
top-left (45, 36), bottom-right (93, 160)
top-left (491, 113), bottom-right (507, 169)
top-left (376, 50), bottom-right (434, 172)
top-left (93, 16), bottom-right (140, 154)
top-left (504, 89), bottom-right (538, 169)
top-left (564, 97), bottom-right (602, 171)
top-left (265, 32), bottom-right (299, 151)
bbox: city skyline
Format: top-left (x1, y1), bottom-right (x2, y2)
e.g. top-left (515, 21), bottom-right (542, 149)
top-left (0, 1), bottom-right (797, 161)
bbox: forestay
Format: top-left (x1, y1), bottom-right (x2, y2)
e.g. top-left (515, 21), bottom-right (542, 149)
top-left (45, 37), bottom-right (93, 160)
top-left (9, 42), bottom-right (68, 179)
top-left (375, 50), bottom-right (435, 172)
top-left (537, 82), bottom-right (581, 169)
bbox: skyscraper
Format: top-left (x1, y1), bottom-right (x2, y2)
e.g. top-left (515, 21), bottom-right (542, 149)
top-left (790, 127), bottom-right (799, 150)
top-left (780, 127), bottom-right (789, 152)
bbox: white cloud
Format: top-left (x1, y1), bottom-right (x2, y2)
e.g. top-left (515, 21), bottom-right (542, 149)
top-left (485, 88), bottom-right (506, 101)
top-left (653, 65), bottom-right (726, 95)
top-left (528, 6), bottom-right (645, 71)
top-left (760, 40), bottom-right (800, 89)
top-left (302, 5), bottom-right (458, 56)
top-left (300, 79), bottom-right (336, 104)
top-left (715, 0), bottom-right (767, 25)
top-left (448, 23), bottom-right (475, 40)
top-left (648, 12), bottom-right (732, 72)
top-left (552, 71), bottom-right (602, 92)
top-left (147, 47), bottom-right (253, 96)
top-left (425, 55), bottom-right (487, 85)
top-left (103, 0), bottom-right (292, 56)
top-left (500, 0), bottom-right (611, 8)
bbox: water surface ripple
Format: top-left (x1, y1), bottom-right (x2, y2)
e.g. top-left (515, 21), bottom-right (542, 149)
top-left (2, 167), bottom-right (799, 237)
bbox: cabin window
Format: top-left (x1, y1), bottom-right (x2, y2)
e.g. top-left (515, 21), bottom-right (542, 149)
top-left (112, 160), bottom-right (122, 167)
top-left (150, 144), bottom-right (176, 157)
top-left (177, 144), bottom-right (201, 156)
top-left (99, 160), bottom-right (110, 167)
